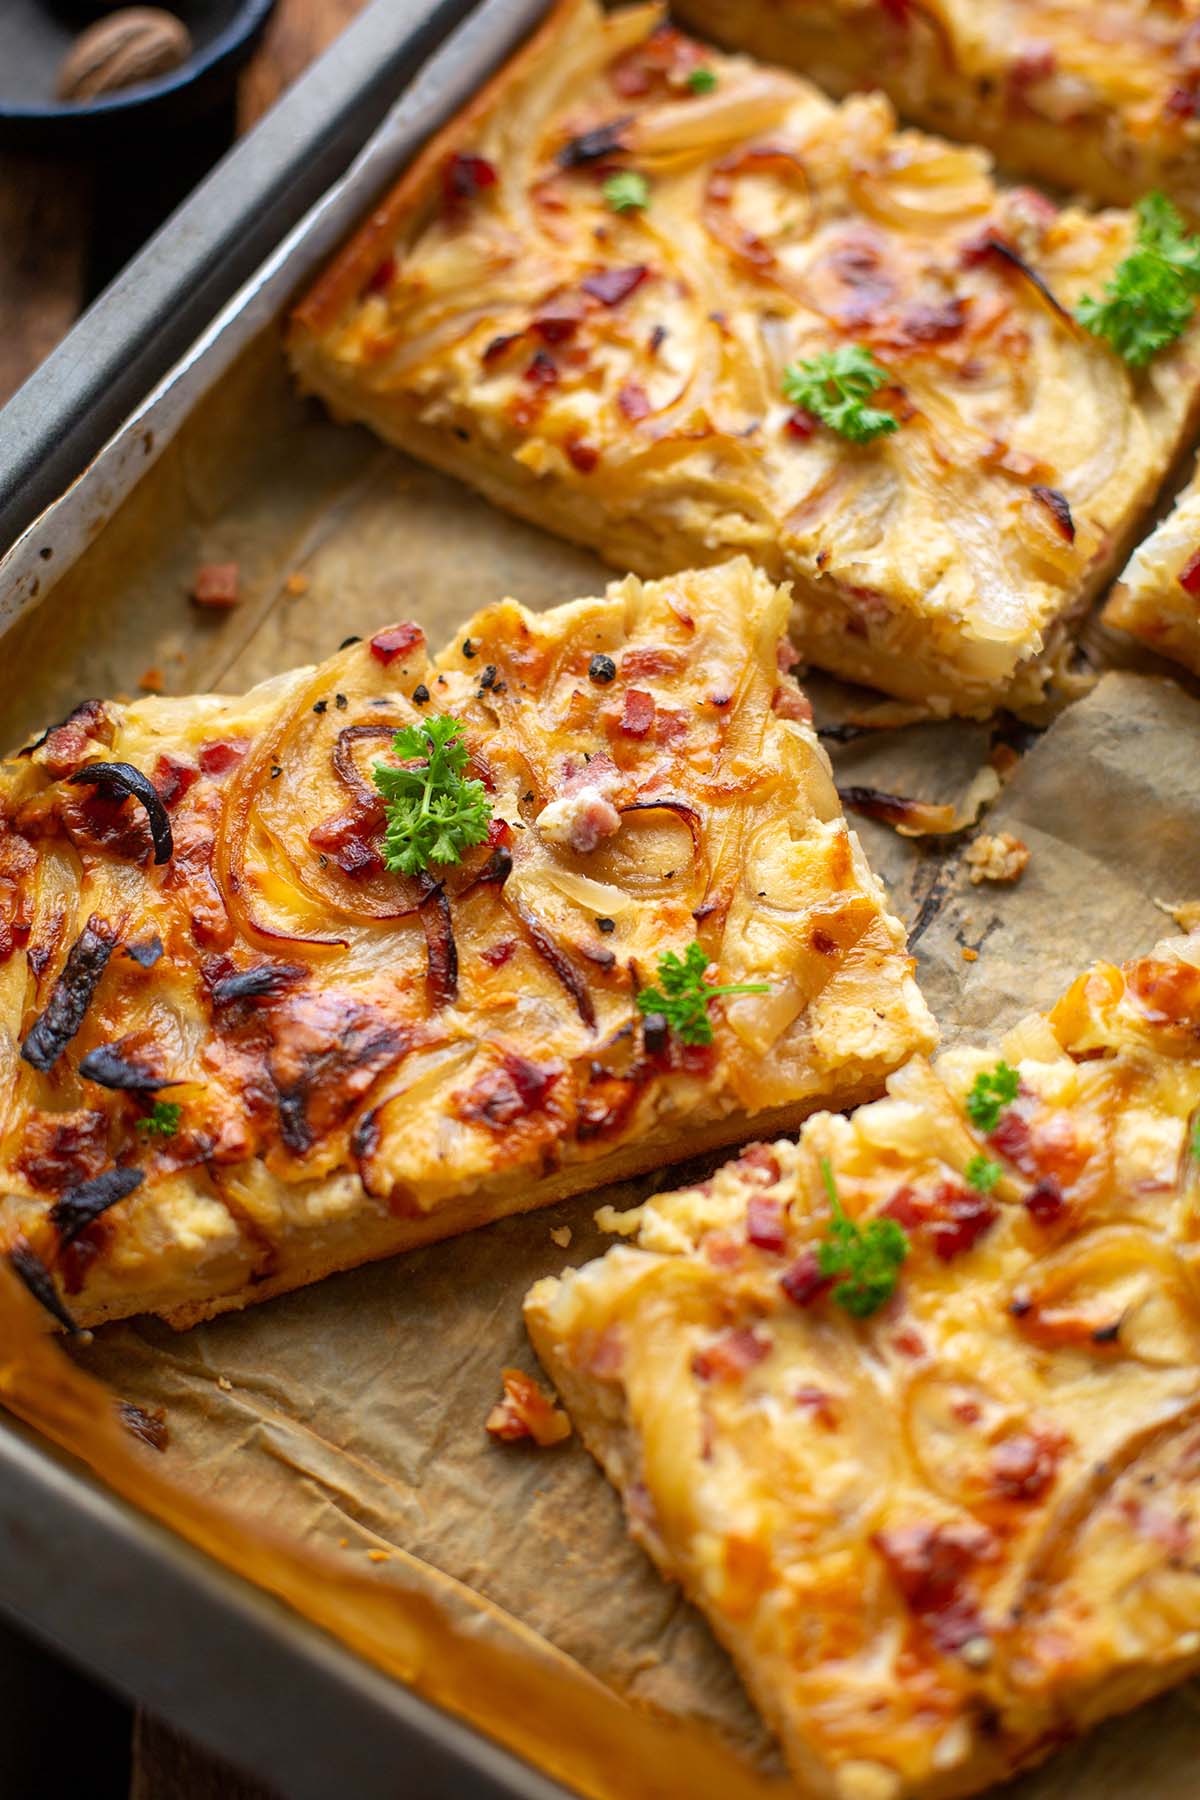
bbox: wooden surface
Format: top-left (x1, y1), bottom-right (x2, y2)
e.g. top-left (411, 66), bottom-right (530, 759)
top-left (0, 0), bottom-right (370, 409)
top-left (0, 10), bottom-right (371, 1791)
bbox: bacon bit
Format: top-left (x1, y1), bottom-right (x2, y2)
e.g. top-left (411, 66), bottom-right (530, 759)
top-left (609, 25), bottom-right (702, 98)
top-left (746, 1195), bottom-right (787, 1252)
top-left (892, 1326), bottom-right (926, 1359)
top-left (693, 1327), bottom-right (771, 1383)
top-left (565, 436), bottom-right (600, 473)
top-left (989, 1431), bottom-right (1062, 1502)
top-left (617, 381), bottom-right (652, 422)
top-left (533, 303), bottom-right (582, 345)
top-left (781, 1249), bottom-right (832, 1308)
top-left (877, 0), bottom-right (912, 21)
top-left (198, 740), bottom-right (248, 779)
top-left (896, 298), bottom-right (967, 344)
top-left (1026, 1175), bottom-right (1066, 1226)
top-left (486, 1368), bottom-right (571, 1446)
top-left (619, 689), bottom-right (656, 737)
top-left (364, 255), bottom-right (396, 298)
top-left (19, 1109), bottom-right (108, 1193)
top-left (784, 407), bottom-right (818, 440)
top-left (0, 832), bottom-right (37, 961)
top-left (1178, 548), bottom-right (1200, 596)
top-left (1009, 41), bottom-right (1057, 89)
top-left (369, 622), bottom-right (424, 665)
top-left (460, 1054), bottom-right (560, 1129)
top-left (152, 753), bottom-right (199, 809)
top-left (575, 1067), bottom-right (643, 1141)
top-left (873, 1520), bottom-right (997, 1652)
top-left (737, 1143), bottom-right (782, 1184)
top-left (441, 151), bottom-right (498, 206)
top-left (30, 700), bottom-right (116, 779)
top-left (480, 939), bottom-right (517, 968)
top-left (191, 561), bottom-right (240, 609)
top-left (582, 264), bottom-right (648, 306)
top-left (139, 667), bottom-right (164, 693)
top-left (1031, 485), bottom-right (1075, 543)
top-left (622, 645), bottom-right (685, 679)
top-left (523, 349), bottom-right (560, 390)
top-left (795, 1385), bottom-right (839, 1429)
top-left (1166, 84), bottom-right (1200, 119)
top-left (884, 1181), bottom-right (997, 1260)
top-left (811, 928), bottom-right (838, 956)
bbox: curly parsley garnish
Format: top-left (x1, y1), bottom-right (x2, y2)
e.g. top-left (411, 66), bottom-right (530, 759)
top-left (603, 170), bottom-right (650, 213)
top-left (1076, 192), bottom-right (1200, 367)
top-left (687, 68), bottom-right (718, 94)
top-left (965, 1061), bottom-right (1019, 1133)
top-left (137, 1101), bottom-right (181, 1138)
top-left (636, 941), bottom-right (770, 1046)
top-left (373, 716), bottom-right (492, 878)
top-left (781, 344), bottom-right (899, 444)
top-left (1190, 1111), bottom-right (1200, 1160)
top-left (817, 1157), bottom-right (908, 1318)
top-left (965, 1153), bottom-right (1002, 1194)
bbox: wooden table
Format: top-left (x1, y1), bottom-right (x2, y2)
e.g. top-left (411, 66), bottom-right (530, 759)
top-left (0, 10), bottom-right (369, 1789)
top-left (0, 0), bottom-right (367, 409)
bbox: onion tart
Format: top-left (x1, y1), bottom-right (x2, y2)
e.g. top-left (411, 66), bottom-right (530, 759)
top-left (527, 935), bottom-right (1200, 1800)
top-left (1106, 456), bottom-right (1200, 674)
top-left (289, 0), bottom-right (1200, 715)
top-left (0, 561), bottom-right (931, 1331)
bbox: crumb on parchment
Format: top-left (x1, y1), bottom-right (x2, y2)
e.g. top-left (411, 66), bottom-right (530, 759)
top-left (486, 1368), bottom-right (572, 1447)
top-left (964, 831), bottom-right (1030, 886)
top-left (191, 561), bottom-right (240, 608)
top-left (550, 1225), bottom-right (572, 1248)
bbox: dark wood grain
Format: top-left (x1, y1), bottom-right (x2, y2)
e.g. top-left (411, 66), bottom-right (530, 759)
top-left (131, 1714), bottom-right (281, 1800)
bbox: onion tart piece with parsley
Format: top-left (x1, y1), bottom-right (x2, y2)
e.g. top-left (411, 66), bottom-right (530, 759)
top-left (527, 933), bottom-right (1200, 1800)
top-left (0, 560), bottom-right (931, 1332)
top-left (290, 0), bottom-right (1200, 716)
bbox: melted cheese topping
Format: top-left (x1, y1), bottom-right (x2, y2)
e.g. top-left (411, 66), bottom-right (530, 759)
top-left (0, 560), bottom-right (931, 1330)
top-left (1106, 454), bottom-right (1200, 673)
top-left (526, 936), bottom-right (1200, 1800)
top-left (289, 0), bottom-right (1200, 714)
top-left (677, 0), bottom-right (1200, 215)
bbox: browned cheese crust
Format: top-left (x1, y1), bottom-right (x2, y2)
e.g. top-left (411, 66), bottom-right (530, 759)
top-left (288, 0), bottom-right (1200, 716)
top-left (528, 937), bottom-right (1200, 1800)
top-left (675, 0), bottom-right (1200, 217)
top-left (0, 560), bottom-right (932, 1331)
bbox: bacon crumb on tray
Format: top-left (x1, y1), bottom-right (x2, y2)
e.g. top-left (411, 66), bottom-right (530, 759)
top-left (486, 1367), bottom-right (572, 1445)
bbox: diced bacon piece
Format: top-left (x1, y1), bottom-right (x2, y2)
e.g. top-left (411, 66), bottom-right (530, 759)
top-left (926, 1184), bottom-right (997, 1261)
top-left (364, 255), bottom-right (396, 297)
top-left (480, 939), bottom-right (517, 968)
top-left (784, 407), bottom-right (817, 440)
top-left (619, 689), bottom-right (656, 737)
top-left (565, 437), bottom-right (600, 474)
top-left (1025, 1175), bottom-right (1066, 1226)
top-left (442, 152), bottom-right (498, 207)
top-left (198, 740), bottom-right (248, 779)
top-left (617, 381), bottom-right (652, 421)
top-left (34, 700), bottom-right (116, 779)
top-left (873, 1519), bottom-right (996, 1651)
top-left (460, 1055), bottom-right (559, 1128)
top-left (152, 753), bottom-right (199, 810)
top-left (369, 622), bottom-right (424, 665)
top-left (1179, 548), bottom-right (1200, 597)
top-left (772, 683), bottom-right (813, 723)
top-left (524, 349), bottom-right (559, 388)
top-left (780, 1249), bottom-right (831, 1308)
top-left (794, 1385), bottom-right (839, 1429)
top-left (486, 1369), bottom-right (571, 1446)
top-left (737, 1143), bottom-right (781, 1184)
top-left (692, 1327), bottom-right (771, 1383)
top-left (582, 264), bottom-right (648, 306)
top-left (746, 1195), bottom-right (787, 1252)
top-left (191, 562), bottom-right (240, 609)
top-left (989, 1430), bottom-right (1063, 1502)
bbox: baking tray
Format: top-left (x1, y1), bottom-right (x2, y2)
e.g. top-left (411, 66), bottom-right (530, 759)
top-left (0, 2), bottom-right (581, 1795)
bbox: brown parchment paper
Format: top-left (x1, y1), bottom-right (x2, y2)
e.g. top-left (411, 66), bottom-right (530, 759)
top-left (4, 323), bottom-right (1200, 1798)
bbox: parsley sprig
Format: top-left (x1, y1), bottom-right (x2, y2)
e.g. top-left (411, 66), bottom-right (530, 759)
top-left (1076, 192), bottom-right (1200, 367)
top-left (636, 941), bottom-right (770, 1046)
top-left (137, 1100), bottom-right (181, 1138)
top-left (817, 1158), bottom-right (908, 1318)
top-left (965, 1061), bottom-right (1019, 1133)
top-left (373, 716), bottom-right (492, 878)
top-left (965, 1153), bottom-right (1002, 1194)
top-left (781, 344), bottom-right (899, 444)
top-left (603, 171), bottom-right (650, 213)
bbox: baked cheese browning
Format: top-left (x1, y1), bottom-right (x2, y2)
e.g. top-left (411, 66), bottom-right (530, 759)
top-left (674, 0), bottom-right (1200, 218)
top-left (1106, 456), bottom-right (1200, 673)
top-left (526, 938), bottom-right (1200, 1800)
top-left (0, 561), bottom-right (933, 1332)
top-left (288, 0), bottom-right (1200, 716)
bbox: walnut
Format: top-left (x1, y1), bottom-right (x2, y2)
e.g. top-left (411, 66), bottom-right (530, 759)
top-left (57, 8), bottom-right (192, 103)
top-left (964, 831), bottom-right (1030, 886)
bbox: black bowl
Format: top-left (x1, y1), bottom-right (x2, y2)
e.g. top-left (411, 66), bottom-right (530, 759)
top-left (0, 0), bottom-right (278, 146)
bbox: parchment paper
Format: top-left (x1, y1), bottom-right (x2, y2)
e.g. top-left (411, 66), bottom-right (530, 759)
top-left (5, 323), bottom-right (1200, 1798)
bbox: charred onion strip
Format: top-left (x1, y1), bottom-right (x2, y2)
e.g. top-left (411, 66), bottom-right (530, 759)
top-left (66, 762), bottom-right (173, 864)
top-left (20, 916), bottom-right (117, 1072)
top-left (455, 844), bottom-right (514, 899)
top-left (51, 1167), bottom-right (144, 1247)
top-left (118, 1401), bottom-right (169, 1452)
top-left (210, 962), bottom-right (307, 1008)
top-left (78, 1044), bottom-right (175, 1092)
top-left (513, 899), bottom-right (596, 1029)
top-left (557, 117), bottom-right (631, 168)
top-left (419, 881), bottom-right (459, 1009)
top-left (332, 723), bottom-right (397, 810)
top-left (9, 1239), bottom-right (78, 1333)
top-left (837, 786), bottom-right (958, 835)
top-left (974, 237), bottom-right (1077, 332)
